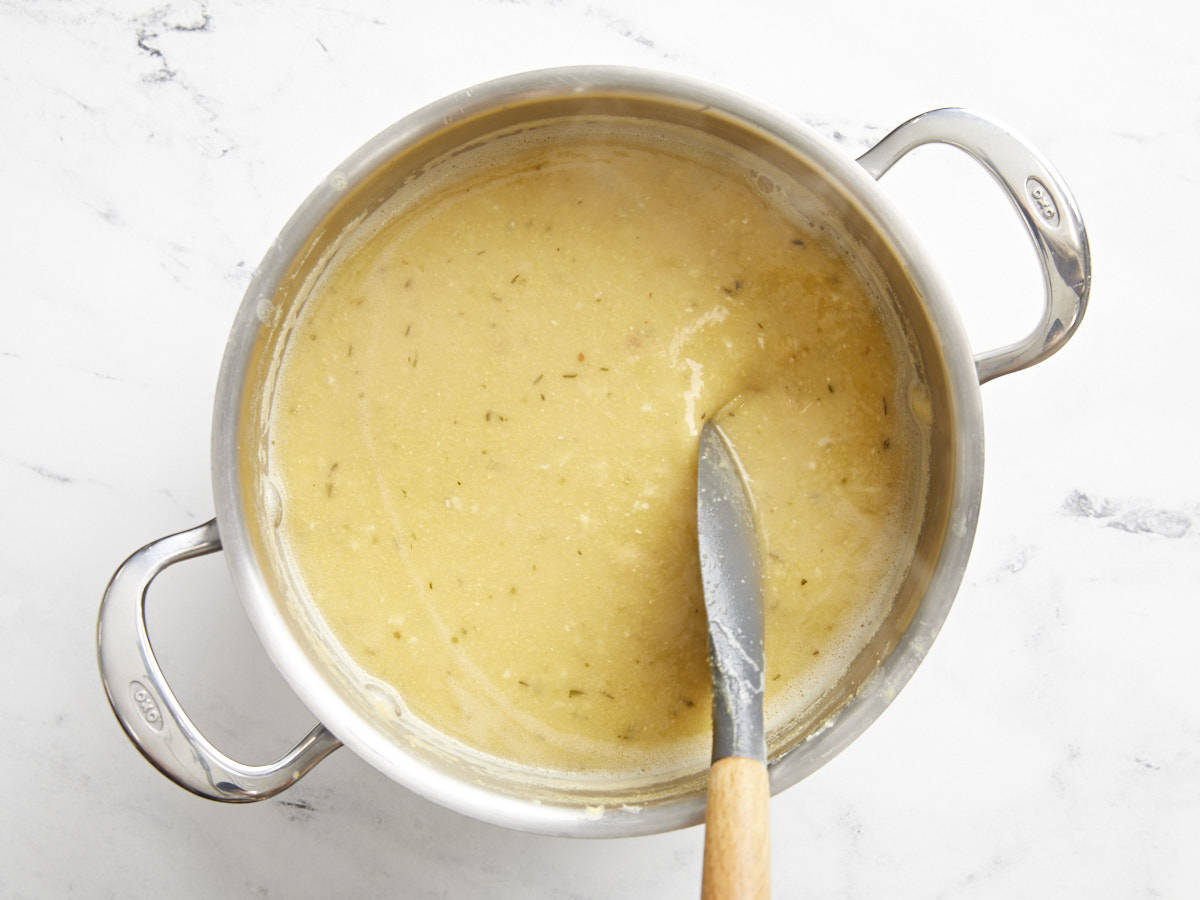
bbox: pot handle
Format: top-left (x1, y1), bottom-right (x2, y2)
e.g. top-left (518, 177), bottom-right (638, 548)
top-left (97, 520), bottom-right (342, 802)
top-left (856, 108), bottom-right (1091, 384)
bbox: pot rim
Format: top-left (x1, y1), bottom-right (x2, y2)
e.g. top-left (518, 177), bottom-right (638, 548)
top-left (210, 65), bottom-right (985, 837)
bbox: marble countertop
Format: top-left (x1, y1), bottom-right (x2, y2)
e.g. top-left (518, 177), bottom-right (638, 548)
top-left (3, 0), bottom-right (1197, 896)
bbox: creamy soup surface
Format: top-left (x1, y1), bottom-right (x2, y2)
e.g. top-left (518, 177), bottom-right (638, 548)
top-left (266, 131), bottom-right (929, 775)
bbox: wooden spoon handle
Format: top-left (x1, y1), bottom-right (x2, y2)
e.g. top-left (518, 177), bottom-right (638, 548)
top-left (702, 756), bottom-right (771, 900)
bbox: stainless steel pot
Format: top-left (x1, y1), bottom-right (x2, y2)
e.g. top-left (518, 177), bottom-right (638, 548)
top-left (97, 66), bottom-right (1089, 837)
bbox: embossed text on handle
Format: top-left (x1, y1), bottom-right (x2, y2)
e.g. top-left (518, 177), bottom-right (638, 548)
top-left (129, 680), bottom-right (165, 731)
top-left (1025, 177), bottom-right (1060, 227)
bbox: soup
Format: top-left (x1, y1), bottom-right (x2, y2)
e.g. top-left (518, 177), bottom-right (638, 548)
top-left (264, 127), bottom-right (930, 775)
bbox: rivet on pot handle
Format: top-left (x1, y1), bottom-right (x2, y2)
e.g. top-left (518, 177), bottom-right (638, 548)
top-left (97, 520), bottom-right (342, 801)
top-left (857, 108), bottom-right (1091, 384)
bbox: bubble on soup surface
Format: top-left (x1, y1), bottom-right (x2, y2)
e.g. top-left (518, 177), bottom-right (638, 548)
top-left (262, 478), bottom-right (283, 529)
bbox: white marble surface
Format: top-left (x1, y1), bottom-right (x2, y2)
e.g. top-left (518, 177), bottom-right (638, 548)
top-left (3, 0), bottom-right (1197, 896)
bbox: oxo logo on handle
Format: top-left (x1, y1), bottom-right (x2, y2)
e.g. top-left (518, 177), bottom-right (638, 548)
top-left (1026, 177), bottom-right (1061, 227)
top-left (129, 681), bottom-right (164, 732)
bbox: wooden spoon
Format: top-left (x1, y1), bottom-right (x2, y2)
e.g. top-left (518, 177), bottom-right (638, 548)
top-left (696, 419), bottom-right (770, 899)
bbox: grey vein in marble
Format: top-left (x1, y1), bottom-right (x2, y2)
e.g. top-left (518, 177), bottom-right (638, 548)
top-left (134, 1), bottom-right (213, 84)
top-left (1063, 489), bottom-right (1193, 539)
